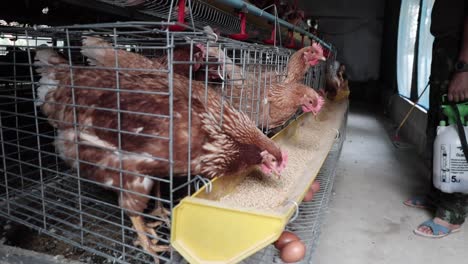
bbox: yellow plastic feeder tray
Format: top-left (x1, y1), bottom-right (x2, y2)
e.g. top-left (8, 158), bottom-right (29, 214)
top-left (171, 100), bottom-right (348, 264)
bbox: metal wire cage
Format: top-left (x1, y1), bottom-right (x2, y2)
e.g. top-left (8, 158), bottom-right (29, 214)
top-left (0, 22), bottom-right (207, 264)
top-left (0, 21), bottom-right (330, 264)
top-left (205, 41), bottom-right (292, 130)
top-left (305, 59), bottom-right (326, 92)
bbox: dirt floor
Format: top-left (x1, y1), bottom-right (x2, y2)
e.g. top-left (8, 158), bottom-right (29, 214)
top-left (1, 218), bottom-right (111, 263)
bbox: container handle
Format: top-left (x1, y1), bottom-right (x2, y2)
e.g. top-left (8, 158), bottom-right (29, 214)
top-left (287, 200), bottom-right (299, 223)
top-left (333, 128), bottom-right (340, 140)
top-left (195, 175), bottom-right (213, 193)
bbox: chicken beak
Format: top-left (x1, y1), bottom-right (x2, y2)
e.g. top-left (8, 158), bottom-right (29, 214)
top-left (270, 167), bottom-right (281, 179)
top-left (319, 56), bottom-right (327, 61)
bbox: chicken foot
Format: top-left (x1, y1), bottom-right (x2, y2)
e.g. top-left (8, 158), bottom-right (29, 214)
top-left (149, 181), bottom-right (171, 228)
top-left (130, 215), bottom-right (170, 264)
top-left (148, 206), bottom-right (171, 228)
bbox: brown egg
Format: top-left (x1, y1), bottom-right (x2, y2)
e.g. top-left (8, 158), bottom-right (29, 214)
top-left (310, 180), bottom-right (320, 193)
top-left (303, 188), bottom-right (315, 202)
top-left (280, 240), bottom-right (306, 263)
top-left (273, 231), bottom-right (299, 250)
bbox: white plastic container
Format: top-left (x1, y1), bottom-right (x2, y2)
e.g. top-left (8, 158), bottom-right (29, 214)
top-left (433, 122), bottom-right (468, 193)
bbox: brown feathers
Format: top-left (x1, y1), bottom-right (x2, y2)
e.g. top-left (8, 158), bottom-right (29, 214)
top-left (35, 38), bottom-right (286, 214)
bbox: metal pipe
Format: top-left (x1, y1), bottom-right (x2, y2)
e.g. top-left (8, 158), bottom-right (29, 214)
top-left (212, 0), bottom-right (332, 50)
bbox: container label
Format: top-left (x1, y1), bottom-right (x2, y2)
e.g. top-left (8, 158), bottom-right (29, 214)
top-left (442, 144), bottom-right (468, 184)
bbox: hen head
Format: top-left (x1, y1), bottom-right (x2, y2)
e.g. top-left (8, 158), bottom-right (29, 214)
top-left (300, 88), bottom-right (325, 115)
top-left (193, 46), bottom-right (205, 72)
top-left (338, 63), bottom-right (346, 76)
top-left (200, 106), bottom-right (288, 179)
top-left (303, 43), bottom-right (326, 67)
top-left (260, 150), bottom-right (288, 176)
top-left (195, 43), bottom-right (224, 81)
top-left (172, 44), bottom-right (205, 74)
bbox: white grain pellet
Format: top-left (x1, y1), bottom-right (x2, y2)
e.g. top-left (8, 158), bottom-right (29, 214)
top-left (219, 123), bottom-right (330, 210)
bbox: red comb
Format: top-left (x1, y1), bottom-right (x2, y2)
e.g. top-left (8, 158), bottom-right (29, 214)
top-left (312, 43), bottom-right (324, 55)
top-left (196, 43), bottom-right (206, 58)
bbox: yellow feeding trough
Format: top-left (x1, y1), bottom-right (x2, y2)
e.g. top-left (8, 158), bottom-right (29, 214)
top-left (171, 100), bottom-right (348, 264)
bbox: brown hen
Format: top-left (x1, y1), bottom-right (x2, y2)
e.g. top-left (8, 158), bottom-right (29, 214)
top-left (35, 40), bottom-right (287, 260)
top-left (203, 43), bottom-right (326, 129)
top-left (325, 61), bottom-right (349, 101)
top-left (282, 43), bottom-right (327, 84)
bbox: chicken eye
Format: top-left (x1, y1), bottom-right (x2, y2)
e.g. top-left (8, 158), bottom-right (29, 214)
top-left (272, 158), bottom-right (276, 162)
top-left (309, 100), bottom-right (313, 104)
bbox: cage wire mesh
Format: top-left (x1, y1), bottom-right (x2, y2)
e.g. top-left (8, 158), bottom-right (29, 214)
top-left (0, 22), bottom-right (333, 263)
top-left (0, 23), bottom-right (206, 264)
top-left (203, 41), bottom-right (292, 131)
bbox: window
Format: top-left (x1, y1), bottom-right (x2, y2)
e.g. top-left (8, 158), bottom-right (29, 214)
top-left (397, 0), bottom-right (420, 99)
top-left (397, 0), bottom-right (436, 109)
top-left (417, 0), bottom-right (435, 108)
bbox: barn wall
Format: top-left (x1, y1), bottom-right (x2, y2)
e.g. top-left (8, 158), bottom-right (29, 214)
top-left (388, 95), bottom-right (428, 156)
top-left (299, 0), bottom-right (386, 82)
top-left (380, 0), bottom-right (402, 96)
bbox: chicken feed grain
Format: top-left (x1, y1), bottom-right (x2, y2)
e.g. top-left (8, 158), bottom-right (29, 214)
top-left (219, 123), bottom-right (330, 209)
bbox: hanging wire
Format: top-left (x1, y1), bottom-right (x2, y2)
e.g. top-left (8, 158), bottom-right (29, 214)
top-left (260, 4), bottom-right (282, 47)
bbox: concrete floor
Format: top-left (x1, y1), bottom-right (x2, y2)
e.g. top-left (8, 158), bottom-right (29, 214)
top-left (314, 104), bottom-right (468, 264)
